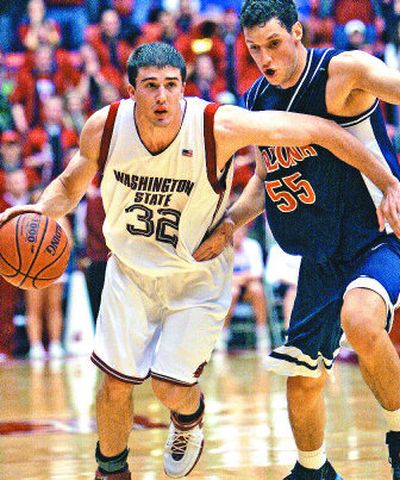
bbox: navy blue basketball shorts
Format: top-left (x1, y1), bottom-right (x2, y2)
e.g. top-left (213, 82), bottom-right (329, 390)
top-left (264, 235), bottom-right (400, 377)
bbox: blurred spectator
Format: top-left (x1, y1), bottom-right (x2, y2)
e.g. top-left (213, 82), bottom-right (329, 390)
top-left (217, 225), bottom-right (269, 353)
top-left (234, 31), bottom-right (261, 98)
top-left (175, 19), bottom-right (227, 79)
top-left (10, 44), bottom-right (81, 132)
top-left (303, 0), bottom-right (333, 48)
top-left (265, 243), bottom-right (301, 333)
top-left (82, 178), bottom-right (108, 324)
top-left (232, 146), bottom-right (256, 194)
top-left (185, 53), bottom-right (227, 102)
top-left (26, 189), bottom-right (71, 361)
top-left (87, 9), bottom-right (132, 73)
top-left (0, 49), bottom-right (15, 132)
top-left (23, 95), bottom-right (79, 184)
top-left (18, 0), bottom-right (61, 52)
top-left (0, 130), bottom-right (24, 176)
top-left (0, 130), bottom-right (40, 193)
top-left (158, 9), bottom-right (180, 44)
top-left (343, 19), bottom-right (368, 51)
top-left (0, 169), bottom-right (31, 360)
top-left (99, 82), bottom-right (121, 106)
top-left (220, 7), bottom-right (240, 99)
top-left (77, 43), bottom-right (126, 111)
top-left (173, 0), bottom-right (199, 33)
top-left (63, 90), bottom-right (89, 135)
top-left (320, 0), bottom-right (383, 49)
top-left (44, 0), bottom-right (88, 50)
top-left (111, 0), bottom-right (142, 45)
top-left (381, 0), bottom-right (400, 45)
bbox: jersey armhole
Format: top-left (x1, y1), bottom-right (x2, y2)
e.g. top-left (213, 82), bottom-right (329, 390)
top-left (98, 101), bottom-right (121, 175)
top-left (204, 103), bottom-right (230, 194)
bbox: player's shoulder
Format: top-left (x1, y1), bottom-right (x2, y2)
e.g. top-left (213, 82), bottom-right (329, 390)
top-left (83, 105), bottom-right (110, 135)
top-left (329, 50), bottom-right (375, 77)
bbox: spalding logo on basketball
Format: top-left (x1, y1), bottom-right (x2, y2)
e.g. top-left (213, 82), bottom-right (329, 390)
top-left (0, 213), bottom-right (71, 289)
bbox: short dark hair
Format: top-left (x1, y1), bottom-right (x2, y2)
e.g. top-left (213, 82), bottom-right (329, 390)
top-left (240, 0), bottom-right (298, 31)
top-left (127, 42), bottom-right (187, 86)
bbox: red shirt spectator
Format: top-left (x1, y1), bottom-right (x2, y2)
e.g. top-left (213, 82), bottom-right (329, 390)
top-left (175, 20), bottom-right (227, 78)
top-left (184, 54), bottom-right (228, 102)
top-left (18, 0), bottom-right (61, 52)
top-left (0, 169), bottom-right (32, 358)
top-left (22, 96), bottom-right (79, 184)
top-left (87, 9), bottom-right (132, 73)
top-left (10, 45), bottom-right (81, 131)
top-left (234, 32), bottom-right (262, 97)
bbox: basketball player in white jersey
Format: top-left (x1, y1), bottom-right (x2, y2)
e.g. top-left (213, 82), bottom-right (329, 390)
top-left (1, 42), bottom-right (399, 480)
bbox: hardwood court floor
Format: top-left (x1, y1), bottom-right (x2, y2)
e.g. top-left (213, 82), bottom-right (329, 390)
top-left (0, 352), bottom-right (394, 479)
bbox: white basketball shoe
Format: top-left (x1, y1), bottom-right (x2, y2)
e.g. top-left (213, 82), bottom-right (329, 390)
top-left (163, 421), bottom-right (204, 478)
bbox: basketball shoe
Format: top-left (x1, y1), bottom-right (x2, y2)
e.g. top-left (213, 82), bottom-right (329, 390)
top-left (284, 461), bottom-right (342, 479)
top-left (387, 431), bottom-right (400, 480)
top-left (163, 418), bottom-right (204, 478)
top-left (94, 469), bottom-right (131, 479)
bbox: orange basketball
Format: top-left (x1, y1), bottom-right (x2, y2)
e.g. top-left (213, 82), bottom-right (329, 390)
top-left (0, 213), bottom-right (70, 290)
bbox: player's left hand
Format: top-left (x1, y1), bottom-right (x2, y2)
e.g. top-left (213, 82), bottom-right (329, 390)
top-left (377, 181), bottom-right (400, 238)
top-left (193, 216), bottom-right (235, 261)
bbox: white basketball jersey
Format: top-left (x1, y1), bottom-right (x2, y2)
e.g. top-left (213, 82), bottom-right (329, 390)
top-left (100, 97), bottom-right (234, 275)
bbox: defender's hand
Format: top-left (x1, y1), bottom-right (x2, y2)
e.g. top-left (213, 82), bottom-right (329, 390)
top-left (193, 216), bottom-right (235, 261)
top-left (377, 181), bottom-right (400, 238)
top-left (0, 204), bottom-right (43, 227)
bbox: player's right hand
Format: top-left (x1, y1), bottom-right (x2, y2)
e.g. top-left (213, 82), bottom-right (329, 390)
top-left (193, 216), bottom-right (235, 261)
top-left (377, 181), bottom-right (400, 238)
top-left (0, 204), bottom-right (43, 227)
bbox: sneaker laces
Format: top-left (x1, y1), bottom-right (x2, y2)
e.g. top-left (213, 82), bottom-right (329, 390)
top-left (167, 428), bottom-right (202, 461)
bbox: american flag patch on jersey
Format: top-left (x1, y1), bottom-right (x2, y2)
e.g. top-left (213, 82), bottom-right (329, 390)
top-left (182, 149), bottom-right (193, 157)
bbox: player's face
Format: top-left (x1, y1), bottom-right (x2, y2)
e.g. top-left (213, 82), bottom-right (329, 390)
top-left (244, 19), bottom-right (305, 89)
top-left (130, 66), bottom-right (185, 128)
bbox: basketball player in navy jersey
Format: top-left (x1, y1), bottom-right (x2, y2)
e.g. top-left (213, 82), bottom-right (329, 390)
top-left (1, 42), bottom-right (400, 480)
top-left (195, 1), bottom-right (400, 479)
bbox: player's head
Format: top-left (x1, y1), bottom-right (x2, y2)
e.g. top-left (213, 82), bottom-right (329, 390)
top-left (240, 0), bottom-right (305, 89)
top-left (240, 0), bottom-right (298, 32)
top-left (127, 42), bottom-right (186, 87)
top-left (127, 42), bottom-right (186, 128)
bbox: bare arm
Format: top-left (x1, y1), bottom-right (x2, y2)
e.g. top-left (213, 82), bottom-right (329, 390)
top-left (227, 149), bottom-right (266, 229)
top-left (0, 107), bottom-right (108, 224)
top-left (330, 50), bottom-right (400, 106)
top-left (215, 105), bottom-right (398, 196)
top-left (193, 151), bottom-right (266, 261)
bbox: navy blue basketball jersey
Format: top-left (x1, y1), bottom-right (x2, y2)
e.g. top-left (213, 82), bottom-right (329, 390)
top-left (245, 48), bottom-right (400, 262)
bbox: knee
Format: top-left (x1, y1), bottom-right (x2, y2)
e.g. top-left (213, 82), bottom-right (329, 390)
top-left (341, 290), bottom-right (386, 354)
top-left (152, 378), bottom-right (190, 411)
top-left (287, 374), bottom-right (327, 400)
top-left (247, 281), bottom-right (265, 299)
top-left (98, 374), bottom-right (134, 402)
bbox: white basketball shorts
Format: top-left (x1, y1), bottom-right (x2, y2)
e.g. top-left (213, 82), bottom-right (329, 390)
top-left (91, 254), bottom-right (233, 385)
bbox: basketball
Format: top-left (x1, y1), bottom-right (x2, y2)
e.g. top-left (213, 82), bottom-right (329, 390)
top-left (0, 213), bottom-right (70, 290)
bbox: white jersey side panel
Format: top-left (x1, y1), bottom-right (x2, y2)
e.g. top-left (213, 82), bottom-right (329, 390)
top-left (100, 97), bottom-right (233, 275)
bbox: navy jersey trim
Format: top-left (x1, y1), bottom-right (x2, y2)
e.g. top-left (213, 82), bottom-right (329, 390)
top-left (339, 100), bottom-right (379, 127)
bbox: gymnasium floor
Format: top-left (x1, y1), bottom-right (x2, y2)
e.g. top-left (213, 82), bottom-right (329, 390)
top-left (0, 352), bottom-right (393, 479)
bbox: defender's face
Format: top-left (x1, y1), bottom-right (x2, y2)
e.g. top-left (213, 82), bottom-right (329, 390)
top-left (129, 66), bottom-right (185, 128)
top-left (244, 19), bottom-right (304, 89)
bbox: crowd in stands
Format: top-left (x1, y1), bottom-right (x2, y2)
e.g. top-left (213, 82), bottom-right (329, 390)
top-left (1, 0), bottom-right (400, 360)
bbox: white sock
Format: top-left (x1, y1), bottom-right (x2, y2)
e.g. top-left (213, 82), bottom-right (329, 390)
top-left (256, 325), bottom-right (267, 338)
top-left (382, 407), bottom-right (400, 432)
top-left (298, 444), bottom-right (326, 470)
